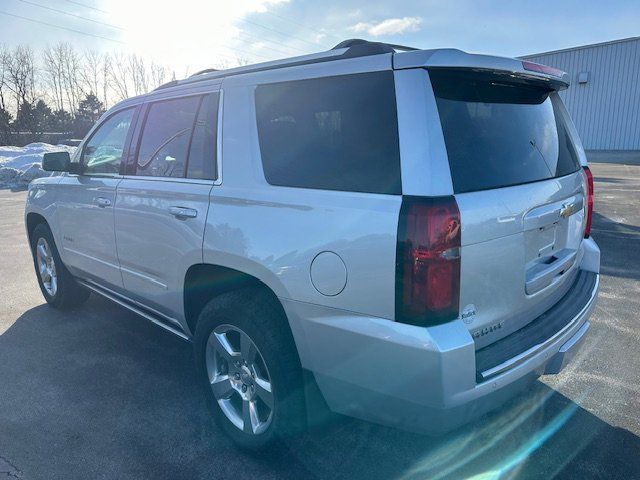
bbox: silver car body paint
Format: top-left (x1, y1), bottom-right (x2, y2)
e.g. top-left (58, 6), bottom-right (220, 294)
top-left (26, 45), bottom-right (600, 434)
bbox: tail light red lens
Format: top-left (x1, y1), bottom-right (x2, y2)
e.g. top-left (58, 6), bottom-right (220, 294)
top-left (396, 196), bottom-right (461, 326)
top-left (583, 166), bottom-right (594, 238)
top-left (522, 60), bottom-right (564, 78)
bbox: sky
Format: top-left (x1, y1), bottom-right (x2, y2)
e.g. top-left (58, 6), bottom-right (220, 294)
top-left (0, 0), bottom-right (638, 76)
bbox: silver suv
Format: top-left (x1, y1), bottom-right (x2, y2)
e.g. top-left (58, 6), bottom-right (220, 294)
top-left (25, 39), bottom-right (600, 449)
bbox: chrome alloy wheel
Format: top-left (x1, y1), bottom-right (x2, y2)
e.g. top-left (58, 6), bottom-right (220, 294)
top-left (206, 324), bottom-right (274, 435)
top-left (35, 237), bottom-right (57, 297)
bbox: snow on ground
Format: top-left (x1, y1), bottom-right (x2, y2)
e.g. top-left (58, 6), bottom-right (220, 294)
top-left (0, 143), bottom-right (76, 189)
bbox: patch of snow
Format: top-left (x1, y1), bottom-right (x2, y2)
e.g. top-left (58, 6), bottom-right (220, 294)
top-left (0, 143), bottom-right (76, 189)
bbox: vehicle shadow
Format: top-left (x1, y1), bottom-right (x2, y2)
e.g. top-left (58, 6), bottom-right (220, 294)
top-left (591, 212), bottom-right (640, 281)
top-left (0, 297), bottom-right (639, 479)
top-left (591, 176), bottom-right (629, 184)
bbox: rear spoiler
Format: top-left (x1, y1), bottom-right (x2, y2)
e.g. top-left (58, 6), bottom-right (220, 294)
top-left (393, 49), bottom-right (570, 90)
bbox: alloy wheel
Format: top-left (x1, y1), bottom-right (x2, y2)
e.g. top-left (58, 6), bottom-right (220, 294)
top-left (36, 237), bottom-right (57, 297)
top-left (205, 324), bottom-right (274, 435)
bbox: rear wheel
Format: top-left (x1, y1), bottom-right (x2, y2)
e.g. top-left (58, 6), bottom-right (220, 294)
top-left (30, 223), bottom-right (90, 309)
top-left (194, 288), bottom-right (305, 450)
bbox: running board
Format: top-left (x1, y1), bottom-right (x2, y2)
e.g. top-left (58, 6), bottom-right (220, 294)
top-left (78, 280), bottom-right (191, 341)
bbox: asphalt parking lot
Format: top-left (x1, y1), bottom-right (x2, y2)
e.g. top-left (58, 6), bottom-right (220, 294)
top-left (0, 162), bottom-right (639, 480)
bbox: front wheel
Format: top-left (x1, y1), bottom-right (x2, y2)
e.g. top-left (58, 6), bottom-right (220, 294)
top-left (30, 223), bottom-right (90, 309)
top-left (194, 288), bottom-right (305, 450)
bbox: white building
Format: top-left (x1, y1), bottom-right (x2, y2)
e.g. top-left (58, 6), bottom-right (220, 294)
top-left (522, 36), bottom-right (640, 160)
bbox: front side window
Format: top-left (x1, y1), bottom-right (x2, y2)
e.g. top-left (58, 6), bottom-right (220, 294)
top-left (255, 72), bottom-right (401, 195)
top-left (136, 96), bottom-right (201, 178)
top-left (82, 108), bottom-right (134, 175)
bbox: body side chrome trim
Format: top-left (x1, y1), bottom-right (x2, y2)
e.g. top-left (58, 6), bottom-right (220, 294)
top-left (63, 246), bottom-right (120, 270)
top-left (120, 175), bottom-right (214, 186)
top-left (118, 265), bottom-right (169, 290)
top-left (78, 279), bottom-right (190, 341)
top-left (480, 273), bottom-right (599, 380)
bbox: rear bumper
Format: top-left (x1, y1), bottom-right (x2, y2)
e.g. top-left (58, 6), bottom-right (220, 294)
top-left (475, 268), bottom-right (597, 382)
top-left (284, 240), bottom-right (600, 435)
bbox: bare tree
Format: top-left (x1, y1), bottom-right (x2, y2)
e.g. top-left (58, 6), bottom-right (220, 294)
top-left (128, 54), bottom-right (149, 96)
top-left (208, 56), bottom-right (250, 71)
top-left (5, 45), bottom-right (36, 111)
top-left (101, 52), bottom-right (112, 108)
top-left (0, 44), bottom-right (10, 111)
top-left (108, 51), bottom-right (130, 101)
top-left (60, 44), bottom-right (81, 114)
top-left (79, 50), bottom-right (102, 98)
top-left (5, 43), bottom-right (245, 122)
top-left (150, 61), bottom-right (168, 89)
top-left (42, 45), bottom-right (65, 111)
top-left (235, 56), bottom-right (250, 67)
top-left (41, 43), bottom-right (85, 115)
top-left (106, 53), bottom-right (171, 100)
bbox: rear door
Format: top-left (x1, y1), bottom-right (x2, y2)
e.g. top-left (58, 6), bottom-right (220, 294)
top-left (114, 92), bottom-right (219, 323)
top-left (428, 69), bottom-right (587, 347)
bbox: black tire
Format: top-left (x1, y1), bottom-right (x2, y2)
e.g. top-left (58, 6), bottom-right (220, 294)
top-left (30, 222), bottom-right (90, 309)
top-left (194, 287), bottom-right (306, 451)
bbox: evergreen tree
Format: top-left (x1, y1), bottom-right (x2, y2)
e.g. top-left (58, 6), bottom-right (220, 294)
top-left (14, 100), bottom-right (52, 140)
top-left (32, 100), bottom-right (52, 136)
top-left (50, 109), bottom-right (73, 133)
top-left (73, 93), bottom-right (105, 137)
top-left (0, 107), bottom-right (12, 145)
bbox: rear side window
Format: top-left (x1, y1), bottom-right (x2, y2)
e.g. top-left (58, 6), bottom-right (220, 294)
top-left (255, 72), bottom-right (401, 195)
top-left (187, 93), bottom-right (219, 180)
top-left (136, 96), bottom-right (200, 178)
top-left (430, 69), bottom-right (580, 193)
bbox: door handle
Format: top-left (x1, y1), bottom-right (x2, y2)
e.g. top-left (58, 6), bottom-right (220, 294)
top-left (95, 197), bottom-right (112, 208)
top-left (169, 206), bottom-right (198, 219)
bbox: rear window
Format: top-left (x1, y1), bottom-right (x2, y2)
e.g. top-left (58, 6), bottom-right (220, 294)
top-left (255, 72), bottom-right (401, 195)
top-left (430, 69), bottom-right (580, 193)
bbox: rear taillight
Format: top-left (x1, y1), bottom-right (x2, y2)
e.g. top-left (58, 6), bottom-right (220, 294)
top-left (583, 166), bottom-right (594, 238)
top-left (396, 196), bottom-right (461, 327)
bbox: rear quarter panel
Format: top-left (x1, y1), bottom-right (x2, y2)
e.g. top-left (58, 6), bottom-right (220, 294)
top-left (203, 78), bottom-right (401, 320)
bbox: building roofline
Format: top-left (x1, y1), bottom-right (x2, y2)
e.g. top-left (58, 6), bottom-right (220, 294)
top-left (520, 35), bottom-right (640, 59)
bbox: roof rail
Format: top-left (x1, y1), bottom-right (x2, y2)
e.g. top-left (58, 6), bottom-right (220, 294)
top-left (154, 79), bottom-right (179, 91)
top-left (190, 68), bottom-right (220, 78)
top-left (332, 38), bottom-right (418, 52)
top-left (156, 39), bottom-right (419, 91)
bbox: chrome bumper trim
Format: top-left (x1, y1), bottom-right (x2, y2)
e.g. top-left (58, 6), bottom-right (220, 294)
top-left (480, 273), bottom-right (599, 380)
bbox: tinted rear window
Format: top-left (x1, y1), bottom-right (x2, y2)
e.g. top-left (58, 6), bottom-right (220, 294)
top-left (430, 69), bottom-right (580, 193)
top-left (255, 72), bottom-right (401, 195)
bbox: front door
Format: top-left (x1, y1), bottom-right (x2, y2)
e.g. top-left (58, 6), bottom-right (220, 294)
top-left (56, 107), bottom-right (136, 289)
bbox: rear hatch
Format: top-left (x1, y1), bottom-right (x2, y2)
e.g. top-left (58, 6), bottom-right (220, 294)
top-left (429, 68), bottom-right (588, 348)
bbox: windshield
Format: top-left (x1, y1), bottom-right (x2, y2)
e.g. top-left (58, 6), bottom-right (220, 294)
top-left (430, 69), bottom-right (580, 193)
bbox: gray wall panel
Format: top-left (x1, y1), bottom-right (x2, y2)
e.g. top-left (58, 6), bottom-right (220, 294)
top-left (522, 37), bottom-right (640, 150)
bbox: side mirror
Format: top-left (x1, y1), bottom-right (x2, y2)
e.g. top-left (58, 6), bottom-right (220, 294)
top-left (42, 151), bottom-right (71, 172)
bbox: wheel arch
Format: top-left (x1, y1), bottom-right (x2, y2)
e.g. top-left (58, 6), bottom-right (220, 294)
top-left (184, 263), bottom-right (289, 338)
top-left (26, 212), bottom-right (49, 242)
top-left (184, 262), bottom-right (328, 428)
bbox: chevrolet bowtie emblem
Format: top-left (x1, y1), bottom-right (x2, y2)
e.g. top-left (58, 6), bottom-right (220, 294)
top-left (560, 202), bottom-right (575, 218)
